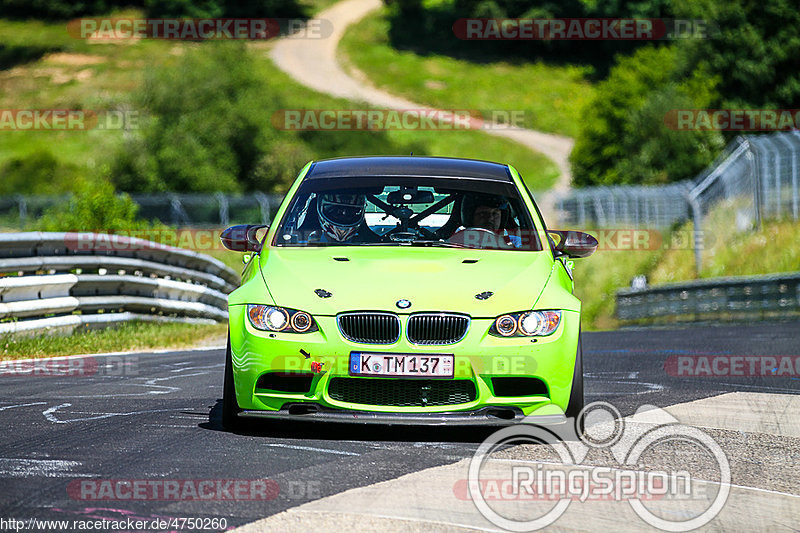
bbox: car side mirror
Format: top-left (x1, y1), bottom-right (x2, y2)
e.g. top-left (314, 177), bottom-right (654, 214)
top-left (220, 224), bottom-right (268, 252)
top-left (547, 230), bottom-right (598, 258)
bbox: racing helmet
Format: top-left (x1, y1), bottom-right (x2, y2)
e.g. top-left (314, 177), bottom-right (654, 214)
top-left (461, 193), bottom-right (510, 230)
top-left (317, 193), bottom-right (366, 242)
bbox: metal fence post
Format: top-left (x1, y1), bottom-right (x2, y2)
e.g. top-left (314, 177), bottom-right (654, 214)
top-left (787, 131), bottom-right (800, 220)
top-left (686, 190), bottom-right (703, 275)
top-left (767, 137), bottom-right (782, 217)
top-left (15, 195), bottom-right (27, 228)
top-left (254, 192), bottom-right (271, 225)
top-left (216, 192), bottom-right (230, 226)
top-left (745, 140), bottom-right (762, 230)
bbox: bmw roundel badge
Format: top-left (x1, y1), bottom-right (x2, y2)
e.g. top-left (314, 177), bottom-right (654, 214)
top-left (396, 299), bottom-right (412, 309)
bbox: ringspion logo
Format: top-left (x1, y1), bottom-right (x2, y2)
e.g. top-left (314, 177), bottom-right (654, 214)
top-left (467, 402), bottom-right (730, 531)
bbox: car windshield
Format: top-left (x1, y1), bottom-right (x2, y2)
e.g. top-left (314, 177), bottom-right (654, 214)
top-left (272, 176), bottom-right (542, 251)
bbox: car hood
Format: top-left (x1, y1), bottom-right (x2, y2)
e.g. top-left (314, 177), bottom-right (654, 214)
top-left (259, 247), bottom-right (554, 317)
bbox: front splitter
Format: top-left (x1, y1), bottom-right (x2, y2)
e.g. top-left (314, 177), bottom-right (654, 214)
top-left (239, 403), bottom-right (566, 426)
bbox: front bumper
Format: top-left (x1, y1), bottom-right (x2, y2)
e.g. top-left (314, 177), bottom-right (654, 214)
top-left (228, 306), bottom-right (580, 419)
top-left (239, 404), bottom-right (566, 426)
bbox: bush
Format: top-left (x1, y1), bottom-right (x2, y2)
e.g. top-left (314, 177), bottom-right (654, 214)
top-left (144, 0), bottom-right (306, 18)
top-left (675, 0), bottom-right (800, 110)
top-left (0, 150), bottom-right (79, 195)
top-left (111, 42), bottom-right (296, 193)
top-left (570, 46), bottom-right (724, 186)
top-left (36, 180), bottom-right (156, 233)
top-left (0, 0), bottom-right (305, 19)
top-left (0, 0), bottom-right (143, 19)
top-left (249, 140), bottom-right (313, 194)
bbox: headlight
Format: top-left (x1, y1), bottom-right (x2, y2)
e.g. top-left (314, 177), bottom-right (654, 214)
top-left (247, 305), bottom-right (318, 333)
top-left (490, 310), bottom-right (561, 337)
top-left (495, 315), bottom-right (517, 337)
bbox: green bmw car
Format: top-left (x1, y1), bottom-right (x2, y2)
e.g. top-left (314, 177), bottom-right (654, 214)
top-left (220, 156), bottom-right (596, 430)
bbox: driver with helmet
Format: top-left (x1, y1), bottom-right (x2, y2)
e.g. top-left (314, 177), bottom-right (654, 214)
top-left (309, 192), bottom-right (379, 243)
top-left (454, 193), bottom-right (522, 248)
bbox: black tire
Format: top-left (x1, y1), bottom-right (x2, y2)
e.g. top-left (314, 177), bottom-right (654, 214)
top-left (565, 333), bottom-right (585, 437)
top-left (222, 335), bottom-right (243, 431)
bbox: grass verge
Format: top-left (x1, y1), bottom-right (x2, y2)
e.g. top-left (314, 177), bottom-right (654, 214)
top-left (574, 216), bottom-right (800, 330)
top-left (0, 321), bottom-right (228, 360)
top-left (338, 8), bottom-right (595, 139)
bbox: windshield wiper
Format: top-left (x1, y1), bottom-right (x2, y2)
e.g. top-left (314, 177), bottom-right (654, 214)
top-left (405, 240), bottom-right (470, 248)
top-left (336, 240), bottom-right (469, 248)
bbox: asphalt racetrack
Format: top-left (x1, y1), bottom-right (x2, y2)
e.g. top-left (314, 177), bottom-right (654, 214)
top-left (0, 322), bottom-right (797, 531)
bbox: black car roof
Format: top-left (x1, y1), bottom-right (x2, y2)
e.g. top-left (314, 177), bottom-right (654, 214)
top-left (305, 156), bottom-right (513, 182)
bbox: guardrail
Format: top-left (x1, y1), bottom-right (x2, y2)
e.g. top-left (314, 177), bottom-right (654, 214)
top-left (0, 232), bottom-right (239, 336)
top-left (616, 272), bottom-right (800, 322)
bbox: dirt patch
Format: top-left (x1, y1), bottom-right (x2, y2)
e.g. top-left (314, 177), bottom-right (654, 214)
top-left (43, 53), bottom-right (106, 66)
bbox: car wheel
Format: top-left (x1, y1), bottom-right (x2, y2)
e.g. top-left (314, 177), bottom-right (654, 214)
top-left (565, 332), bottom-right (585, 437)
top-left (222, 334), bottom-right (243, 431)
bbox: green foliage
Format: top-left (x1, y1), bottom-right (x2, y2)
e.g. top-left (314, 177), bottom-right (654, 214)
top-left (571, 0), bottom-right (800, 186)
top-left (109, 41), bottom-right (442, 194)
top-left (143, 0), bottom-right (224, 18)
top-left (111, 42), bottom-right (285, 193)
top-left (0, 0), bottom-right (142, 19)
top-left (674, 0), bottom-right (800, 109)
top-left (249, 140), bottom-right (314, 194)
top-left (1, 321), bottom-right (227, 358)
top-left (0, 43), bottom-right (58, 69)
top-left (36, 180), bottom-right (156, 232)
top-left (570, 46), bottom-right (724, 186)
top-left (0, 0), bottom-right (305, 19)
top-left (0, 150), bottom-right (79, 195)
top-left (381, 0), bottom-right (674, 78)
top-left (144, 0), bottom-right (306, 18)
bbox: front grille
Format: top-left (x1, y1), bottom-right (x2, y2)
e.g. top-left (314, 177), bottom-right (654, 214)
top-left (328, 378), bottom-right (476, 407)
top-left (407, 313), bottom-right (470, 345)
top-left (338, 312), bottom-right (400, 344)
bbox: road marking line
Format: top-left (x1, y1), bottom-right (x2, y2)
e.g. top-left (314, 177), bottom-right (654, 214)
top-left (264, 443), bottom-right (360, 456)
top-left (0, 402), bottom-right (47, 412)
top-left (42, 403), bottom-right (189, 424)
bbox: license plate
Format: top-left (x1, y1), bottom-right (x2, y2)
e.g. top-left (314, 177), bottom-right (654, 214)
top-left (349, 352), bottom-right (454, 378)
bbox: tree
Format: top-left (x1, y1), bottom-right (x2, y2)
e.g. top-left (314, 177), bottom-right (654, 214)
top-left (570, 45), bottom-right (724, 185)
